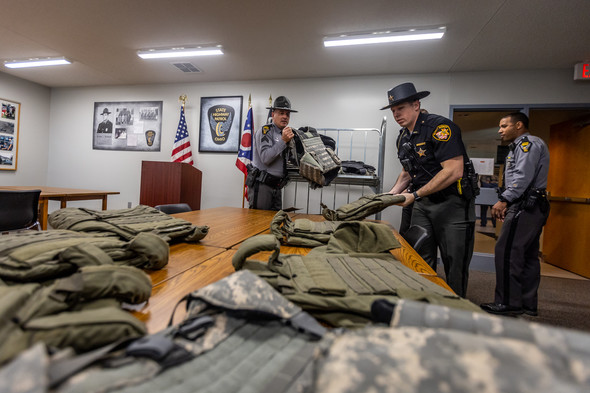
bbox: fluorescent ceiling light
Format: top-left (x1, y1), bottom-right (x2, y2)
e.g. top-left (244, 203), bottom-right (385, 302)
top-left (138, 46), bottom-right (223, 59)
top-left (324, 27), bottom-right (446, 47)
top-left (4, 57), bottom-right (72, 69)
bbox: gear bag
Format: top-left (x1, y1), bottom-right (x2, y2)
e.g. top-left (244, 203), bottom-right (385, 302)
top-left (1, 271), bottom-right (327, 393)
top-left (321, 193), bottom-right (406, 221)
top-left (48, 205), bottom-right (209, 243)
top-left (287, 126), bottom-right (341, 189)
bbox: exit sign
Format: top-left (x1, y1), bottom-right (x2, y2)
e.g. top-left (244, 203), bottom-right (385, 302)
top-left (574, 63), bottom-right (590, 80)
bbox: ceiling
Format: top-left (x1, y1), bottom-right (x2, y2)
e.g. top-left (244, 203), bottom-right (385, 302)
top-left (1, 0), bottom-right (590, 88)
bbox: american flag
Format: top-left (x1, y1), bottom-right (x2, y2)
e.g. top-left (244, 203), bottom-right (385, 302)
top-left (235, 106), bottom-right (253, 174)
top-left (171, 106), bottom-right (193, 164)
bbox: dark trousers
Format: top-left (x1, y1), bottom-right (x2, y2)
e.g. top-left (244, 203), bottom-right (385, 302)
top-left (248, 181), bottom-right (282, 211)
top-left (494, 203), bottom-right (549, 310)
top-left (411, 194), bottom-right (475, 297)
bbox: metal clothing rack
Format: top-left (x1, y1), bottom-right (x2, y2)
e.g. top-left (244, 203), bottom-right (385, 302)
top-left (283, 117), bottom-right (387, 219)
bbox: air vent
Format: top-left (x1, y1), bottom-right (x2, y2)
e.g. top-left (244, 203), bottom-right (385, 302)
top-left (170, 62), bottom-right (202, 73)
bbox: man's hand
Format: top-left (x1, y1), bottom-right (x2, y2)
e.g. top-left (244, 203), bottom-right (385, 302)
top-left (492, 200), bottom-right (508, 221)
top-left (397, 192), bottom-right (414, 207)
top-left (281, 126), bottom-right (294, 143)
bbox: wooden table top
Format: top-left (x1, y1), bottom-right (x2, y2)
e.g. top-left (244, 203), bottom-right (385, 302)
top-left (133, 207), bottom-right (451, 333)
top-left (0, 186), bottom-right (120, 197)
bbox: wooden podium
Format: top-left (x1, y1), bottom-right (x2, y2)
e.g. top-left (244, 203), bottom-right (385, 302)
top-left (140, 161), bottom-right (202, 210)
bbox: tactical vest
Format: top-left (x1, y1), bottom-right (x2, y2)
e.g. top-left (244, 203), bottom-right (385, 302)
top-left (233, 223), bottom-right (479, 328)
top-left (0, 271), bottom-right (326, 393)
top-left (0, 264), bottom-right (150, 366)
top-left (312, 299), bottom-right (590, 393)
top-left (0, 229), bottom-right (169, 284)
top-left (321, 193), bottom-right (406, 221)
top-left (48, 205), bottom-right (209, 243)
top-left (270, 210), bottom-right (342, 247)
top-left (289, 126), bottom-right (341, 189)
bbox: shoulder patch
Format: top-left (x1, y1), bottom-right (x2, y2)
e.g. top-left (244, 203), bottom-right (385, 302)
top-left (432, 124), bottom-right (451, 142)
top-left (520, 140), bottom-right (532, 153)
top-left (262, 125), bottom-right (270, 135)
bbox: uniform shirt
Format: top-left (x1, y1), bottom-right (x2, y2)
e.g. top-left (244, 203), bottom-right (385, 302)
top-left (252, 123), bottom-right (287, 177)
top-left (501, 132), bottom-right (549, 203)
top-left (396, 112), bottom-right (467, 188)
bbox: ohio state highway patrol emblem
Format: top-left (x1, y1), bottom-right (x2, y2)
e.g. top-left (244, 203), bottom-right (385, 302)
top-left (520, 141), bottom-right (531, 152)
top-left (433, 124), bottom-right (451, 141)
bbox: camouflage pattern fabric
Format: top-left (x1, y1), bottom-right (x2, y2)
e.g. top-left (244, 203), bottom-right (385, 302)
top-left (321, 193), bottom-right (405, 221)
top-left (311, 300), bottom-right (590, 393)
top-left (0, 271), bottom-right (326, 393)
top-left (270, 210), bottom-right (342, 247)
top-left (48, 205), bottom-right (209, 243)
top-left (0, 229), bottom-right (168, 283)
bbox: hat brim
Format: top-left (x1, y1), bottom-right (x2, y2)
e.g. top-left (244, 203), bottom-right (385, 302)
top-left (379, 91), bottom-right (430, 110)
top-left (266, 106), bottom-right (298, 113)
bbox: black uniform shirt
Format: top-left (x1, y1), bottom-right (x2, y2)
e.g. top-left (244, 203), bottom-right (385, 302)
top-left (396, 112), bottom-right (467, 188)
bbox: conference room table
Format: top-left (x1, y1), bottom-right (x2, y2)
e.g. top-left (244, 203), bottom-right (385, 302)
top-left (133, 207), bottom-right (452, 333)
top-left (0, 186), bottom-right (119, 230)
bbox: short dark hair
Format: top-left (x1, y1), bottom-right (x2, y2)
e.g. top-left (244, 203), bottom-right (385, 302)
top-left (504, 112), bottom-right (529, 129)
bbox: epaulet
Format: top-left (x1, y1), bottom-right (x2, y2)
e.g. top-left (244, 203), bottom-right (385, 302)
top-left (518, 136), bottom-right (532, 153)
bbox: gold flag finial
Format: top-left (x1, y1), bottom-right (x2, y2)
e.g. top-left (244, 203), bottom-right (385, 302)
top-left (248, 94), bottom-right (252, 107)
top-left (179, 94), bottom-right (188, 107)
top-left (268, 94), bottom-right (273, 106)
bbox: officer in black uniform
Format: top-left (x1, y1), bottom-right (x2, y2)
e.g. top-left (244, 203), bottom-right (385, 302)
top-left (246, 96), bottom-right (296, 210)
top-left (383, 82), bottom-right (476, 297)
top-left (481, 112), bottom-right (550, 316)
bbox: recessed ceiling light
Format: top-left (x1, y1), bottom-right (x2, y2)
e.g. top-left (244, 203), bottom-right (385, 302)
top-left (137, 46), bottom-right (223, 59)
top-left (4, 57), bottom-right (72, 69)
top-left (324, 27), bottom-right (446, 47)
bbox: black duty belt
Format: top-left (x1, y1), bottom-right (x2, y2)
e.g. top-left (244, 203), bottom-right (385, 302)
top-left (257, 171), bottom-right (287, 189)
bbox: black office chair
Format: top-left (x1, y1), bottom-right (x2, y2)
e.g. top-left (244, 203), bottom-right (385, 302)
top-left (0, 189), bottom-right (42, 233)
top-left (403, 225), bottom-right (429, 252)
top-left (154, 203), bottom-right (192, 214)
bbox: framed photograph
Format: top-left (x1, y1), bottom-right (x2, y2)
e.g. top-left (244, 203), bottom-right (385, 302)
top-left (0, 98), bottom-right (20, 171)
top-left (93, 101), bottom-right (163, 151)
top-left (199, 96), bottom-right (242, 153)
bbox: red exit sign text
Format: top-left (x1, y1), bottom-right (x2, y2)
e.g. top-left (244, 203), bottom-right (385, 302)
top-left (574, 63), bottom-right (590, 80)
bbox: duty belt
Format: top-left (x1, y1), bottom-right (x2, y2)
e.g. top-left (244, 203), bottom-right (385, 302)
top-left (257, 171), bottom-right (288, 189)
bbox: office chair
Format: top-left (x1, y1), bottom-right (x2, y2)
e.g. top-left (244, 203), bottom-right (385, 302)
top-left (0, 189), bottom-right (42, 232)
top-left (154, 203), bottom-right (192, 214)
top-left (403, 225), bottom-right (429, 252)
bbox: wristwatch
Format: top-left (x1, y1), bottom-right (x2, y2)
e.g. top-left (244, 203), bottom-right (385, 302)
top-left (412, 191), bottom-right (422, 202)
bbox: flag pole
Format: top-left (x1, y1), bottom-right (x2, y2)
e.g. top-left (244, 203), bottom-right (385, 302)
top-left (179, 94), bottom-right (187, 108)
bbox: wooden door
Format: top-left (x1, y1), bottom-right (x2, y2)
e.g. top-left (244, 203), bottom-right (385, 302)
top-left (543, 115), bottom-right (590, 278)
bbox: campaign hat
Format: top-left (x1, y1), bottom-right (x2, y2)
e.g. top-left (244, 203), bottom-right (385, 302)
top-left (266, 96), bottom-right (298, 113)
top-left (380, 82), bottom-right (430, 110)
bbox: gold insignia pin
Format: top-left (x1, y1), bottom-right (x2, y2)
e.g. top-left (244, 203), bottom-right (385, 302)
top-left (417, 148), bottom-right (426, 157)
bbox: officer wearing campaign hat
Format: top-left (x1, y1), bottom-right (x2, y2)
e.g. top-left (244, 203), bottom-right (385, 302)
top-left (247, 96), bottom-right (297, 210)
top-left (97, 107), bottom-right (113, 134)
top-left (384, 82), bottom-right (476, 297)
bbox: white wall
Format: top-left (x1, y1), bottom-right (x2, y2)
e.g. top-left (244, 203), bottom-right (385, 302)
top-left (0, 72), bottom-right (51, 185)
top-left (6, 68), bottom-right (590, 231)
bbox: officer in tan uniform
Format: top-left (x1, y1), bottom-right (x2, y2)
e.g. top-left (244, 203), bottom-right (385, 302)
top-left (247, 96), bottom-right (296, 210)
top-left (481, 112), bottom-right (550, 316)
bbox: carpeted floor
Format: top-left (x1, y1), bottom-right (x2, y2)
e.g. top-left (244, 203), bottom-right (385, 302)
top-left (439, 267), bottom-right (590, 332)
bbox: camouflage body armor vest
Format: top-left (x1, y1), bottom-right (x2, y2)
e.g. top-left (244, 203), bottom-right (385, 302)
top-left (48, 205), bottom-right (209, 243)
top-left (312, 299), bottom-right (590, 393)
top-left (290, 126), bottom-right (341, 189)
top-left (270, 210), bottom-right (342, 247)
top-left (233, 222), bottom-right (479, 327)
top-left (0, 271), bottom-right (326, 393)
